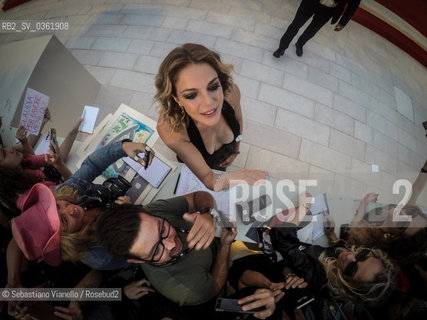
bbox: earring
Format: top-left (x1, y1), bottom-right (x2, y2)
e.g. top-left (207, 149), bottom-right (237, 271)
top-left (383, 233), bottom-right (394, 239)
top-left (179, 105), bottom-right (185, 119)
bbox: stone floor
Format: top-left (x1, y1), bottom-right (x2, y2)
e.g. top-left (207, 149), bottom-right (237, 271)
top-left (1, 0), bottom-right (426, 208)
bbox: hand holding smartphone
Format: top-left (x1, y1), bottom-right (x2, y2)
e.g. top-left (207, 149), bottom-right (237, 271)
top-left (284, 287), bottom-right (315, 309)
top-left (215, 298), bottom-right (264, 314)
top-left (236, 195), bottom-right (272, 225)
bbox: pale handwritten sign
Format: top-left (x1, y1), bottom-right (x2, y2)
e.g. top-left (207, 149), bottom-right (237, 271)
top-left (19, 88), bottom-right (49, 135)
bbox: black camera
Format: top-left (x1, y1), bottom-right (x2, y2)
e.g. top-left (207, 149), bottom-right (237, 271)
top-left (97, 176), bottom-right (132, 208)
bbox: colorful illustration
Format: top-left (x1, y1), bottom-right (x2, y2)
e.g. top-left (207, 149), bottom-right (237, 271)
top-left (96, 112), bottom-right (156, 179)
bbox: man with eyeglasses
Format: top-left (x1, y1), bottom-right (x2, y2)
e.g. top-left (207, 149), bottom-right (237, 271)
top-left (97, 191), bottom-right (237, 307)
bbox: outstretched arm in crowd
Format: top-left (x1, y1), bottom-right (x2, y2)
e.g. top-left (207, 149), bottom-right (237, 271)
top-left (14, 109), bottom-right (51, 153)
top-left (407, 160), bottom-right (427, 206)
top-left (45, 139), bottom-right (72, 180)
top-left (351, 192), bottom-right (378, 226)
top-left (211, 227), bottom-right (237, 296)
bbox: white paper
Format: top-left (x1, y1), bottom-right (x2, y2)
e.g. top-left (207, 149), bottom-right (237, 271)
top-left (34, 132), bottom-right (50, 155)
top-left (79, 106), bottom-right (99, 134)
top-left (19, 88), bottom-right (49, 135)
top-left (175, 165), bottom-right (211, 195)
top-left (174, 165), bottom-right (236, 218)
top-left (123, 156), bottom-right (171, 188)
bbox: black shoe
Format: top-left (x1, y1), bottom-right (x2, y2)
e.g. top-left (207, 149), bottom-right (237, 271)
top-left (295, 44), bottom-right (303, 57)
top-left (273, 48), bottom-right (285, 58)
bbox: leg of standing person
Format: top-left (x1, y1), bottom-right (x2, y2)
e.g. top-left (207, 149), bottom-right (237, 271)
top-left (273, 0), bottom-right (316, 58)
top-left (295, 4), bottom-right (335, 56)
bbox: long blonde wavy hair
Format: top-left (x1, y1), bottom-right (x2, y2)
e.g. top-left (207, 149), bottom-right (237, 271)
top-left (155, 43), bottom-right (234, 131)
top-left (319, 246), bottom-right (396, 306)
top-left (54, 186), bottom-right (97, 262)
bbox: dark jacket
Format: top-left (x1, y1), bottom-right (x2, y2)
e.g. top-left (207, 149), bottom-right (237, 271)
top-left (270, 226), bottom-right (329, 297)
top-left (331, 0), bottom-right (361, 27)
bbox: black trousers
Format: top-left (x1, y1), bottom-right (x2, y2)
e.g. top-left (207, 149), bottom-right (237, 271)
top-left (278, 0), bottom-right (335, 50)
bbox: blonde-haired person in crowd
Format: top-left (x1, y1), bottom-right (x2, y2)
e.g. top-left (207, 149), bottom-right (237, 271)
top-left (156, 43), bottom-right (267, 191)
top-left (229, 220), bottom-right (396, 318)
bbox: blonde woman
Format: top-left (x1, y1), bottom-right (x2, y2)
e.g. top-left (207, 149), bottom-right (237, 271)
top-left (270, 225), bottom-right (396, 306)
top-left (156, 43), bottom-right (266, 191)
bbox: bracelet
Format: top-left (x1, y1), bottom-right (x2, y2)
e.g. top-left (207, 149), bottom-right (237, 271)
top-left (215, 173), bottom-right (223, 185)
top-left (199, 207), bottom-right (211, 214)
top-left (215, 173), bottom-right (229, 190)
top-left (121, 138), bottom-right (132, 145)
top-left (285, 273), bottom-right (296, 280)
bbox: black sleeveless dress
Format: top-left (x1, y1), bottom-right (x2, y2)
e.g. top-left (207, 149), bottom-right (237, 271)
top-left (178, 101), bottom-right (241, 169)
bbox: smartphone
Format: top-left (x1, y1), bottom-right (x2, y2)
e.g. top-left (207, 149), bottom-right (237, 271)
top-left (256, 227), bottom-right (274, 254)
top-left (285, 287), bottom-right (315, 309)
top-left (236, 195), bottom-right (272, 225)
top-left (215, 298), bottom-right (263, 314)
top-left (212, 208), bottom-right (233, 230)
top-left (49, 128), bottom-right (57, 152)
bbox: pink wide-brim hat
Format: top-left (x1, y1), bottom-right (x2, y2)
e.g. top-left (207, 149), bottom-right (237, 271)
top-left (11, 183), bottom-right (61, 266)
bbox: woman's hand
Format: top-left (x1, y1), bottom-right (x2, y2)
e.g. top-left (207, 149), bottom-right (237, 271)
top-left (363, 192), bottom-right (378, 205)
top-left (284, 273), bottom-right (308, 290)
top-left (238, 288), bottom-right (276, 319)
top-left (41, 109), bottom-right (51, 128)
top-left (269, 282), bottom-right (285, 303)
top-left (124, 279), bottom-right (156, 300)
top-left (45, 140), bottom-right (63, 166)
top-left (183, 211), bottom-right (216, 250)
top-left (323, 214), bottom-right (337, 242)
top-left (218, 152), bottom-right (239, 168)
top-left (214, 169), bottom-right (267, 191)
top-left (54, 301), bottom-right (83, 320)
top-left (15, 126), bottom-right (28, 144)
top-left (122, 142), bottom-right (155, 168)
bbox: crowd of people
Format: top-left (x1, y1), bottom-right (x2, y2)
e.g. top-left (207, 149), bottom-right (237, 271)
top-left (1, 40), bottom-right (426, 320)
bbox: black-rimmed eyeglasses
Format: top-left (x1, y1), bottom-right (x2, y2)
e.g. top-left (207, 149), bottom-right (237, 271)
top-left (140, 218), bottom-right (193, 267)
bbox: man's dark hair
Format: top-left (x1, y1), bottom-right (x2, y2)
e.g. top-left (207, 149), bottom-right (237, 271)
top-left (96, 204), bottom-right (144, 258)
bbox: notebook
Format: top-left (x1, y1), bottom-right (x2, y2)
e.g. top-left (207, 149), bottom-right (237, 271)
top-left (123, 156), bottom-right (171, 188)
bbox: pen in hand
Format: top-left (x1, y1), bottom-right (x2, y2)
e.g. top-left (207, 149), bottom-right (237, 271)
top-left (143, 146), bottom-right (150, 169)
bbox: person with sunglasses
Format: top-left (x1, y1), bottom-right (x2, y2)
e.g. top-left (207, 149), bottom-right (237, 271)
top-left (342, 160), bottom-right (427, 266)
top-left (269, 221), bottom-right (397, 309)
top-left (96, 193), bottom-right (236, 309)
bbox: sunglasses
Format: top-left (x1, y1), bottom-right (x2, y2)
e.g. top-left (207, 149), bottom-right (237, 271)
top-left (342, 249), bottom-right (374, 278)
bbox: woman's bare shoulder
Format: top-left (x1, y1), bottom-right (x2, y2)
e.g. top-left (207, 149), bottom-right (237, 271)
top-left (157, 116), bottom-right (189, 145)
